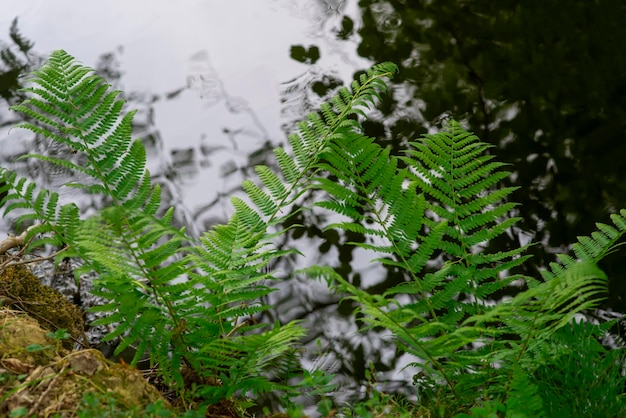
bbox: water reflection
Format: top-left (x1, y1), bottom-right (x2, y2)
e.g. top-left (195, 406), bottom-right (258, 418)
top-left (0, 5), bottom-right (392, 406)
top-left (2, 0), bottom-right (625, 411)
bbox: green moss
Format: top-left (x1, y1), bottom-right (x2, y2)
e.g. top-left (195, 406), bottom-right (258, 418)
top-left (0, 310), bottom-right (171, 417)
top-left (0, 309), bottom-right (60, 366)
top-left (0, 265), bottom-right (85, 349)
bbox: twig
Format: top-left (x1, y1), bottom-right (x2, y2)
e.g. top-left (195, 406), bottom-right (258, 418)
top-left (0, 224), bottom-right (37, 255)
top-left (0, 222), bottom-right (48, 270)
top-left (1, 246), bottom-right (68, 268)
top-left (0, 224), bottom-right (68, 271)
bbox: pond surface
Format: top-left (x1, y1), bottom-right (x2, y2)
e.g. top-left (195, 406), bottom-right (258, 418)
top-left (1, 0), bottom-right (371, 230)
top-left (2, 0), bottom-right (626, 410)
top-left (0, 0), bottom-right (412, 406)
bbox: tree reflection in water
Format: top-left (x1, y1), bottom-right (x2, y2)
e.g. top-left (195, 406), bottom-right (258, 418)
top-left (1, 1), bottom-right (626, 406)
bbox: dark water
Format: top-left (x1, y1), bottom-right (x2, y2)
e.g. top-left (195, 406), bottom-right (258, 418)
top-left (2, 0), bottom-right (626, 409)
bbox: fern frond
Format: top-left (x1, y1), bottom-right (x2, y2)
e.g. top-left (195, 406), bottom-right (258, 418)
top-left (195, 321), bottom-right (307, 402)
top-left (5, 51), bottom-right (199, 387)
top-left (541, 209), bottom-right (626, 283)
top-left (497, 212), bottom-right (626, 344)
top-left (468, 259), bottom-right (608, 378)
top-left (0, 169), bottom-right (81, 251)
top-left (11, 51), bottom-right (158, 213)
top-left (310, 119), bottom-right (538, 407)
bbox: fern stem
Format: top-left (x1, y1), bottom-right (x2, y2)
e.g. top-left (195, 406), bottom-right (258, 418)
top-left (267, 68), bottom-right (397, 228)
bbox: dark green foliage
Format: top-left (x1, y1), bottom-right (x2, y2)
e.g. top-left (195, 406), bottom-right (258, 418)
top-left (0, 18), bottom-right (37, 104)
top-left (303, 118), bottom-right (626, 414)
top-left (535, 321), bottom-right (626, 417)
top-left (1, 49), bottom-right (624, 416)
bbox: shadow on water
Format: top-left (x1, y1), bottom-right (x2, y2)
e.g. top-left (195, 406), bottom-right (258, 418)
top-left (2, 0), bottom-right (626, 409)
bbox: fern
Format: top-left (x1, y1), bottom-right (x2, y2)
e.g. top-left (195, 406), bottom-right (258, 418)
top-left (307, 119), bottom-right (626, 414)
top-left (0, 50), bottom-right (398, 406)
top-left (1, 50), bottom-right (195, 386)
top-left (3, 48), bottom-right (623, 416)
top-left (305, 121), bottom-right (530, 396)
top-left (178, 61), bottom-right (399, 398)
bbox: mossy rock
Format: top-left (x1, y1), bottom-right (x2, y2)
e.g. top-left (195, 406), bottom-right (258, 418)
top-left (0, 269), bottom-right (248, 417)
top-left (0, 264), bottom-right (84, 349)
top-left (0, 308), bottom-right (170, 417)
top-left (0, 308), bottom-right (62, 367)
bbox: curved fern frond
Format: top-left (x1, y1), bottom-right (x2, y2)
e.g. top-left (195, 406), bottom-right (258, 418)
top-left (0, 168), bottom-right (81, 251)
top-left (237, 62), bottom-right (398, 229)
top-left (187, 63), bottom-right (399, 314)
top-left (490, 212), bottom-right (626, 344)
top-left (10, 50), bottom-right (159, 214)
top-left (541, 209), bottom-right (626, 283)
top-left (307, 120), bottom-right (537, 403)
top-left (4, 50), bottom-right (194, 385)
